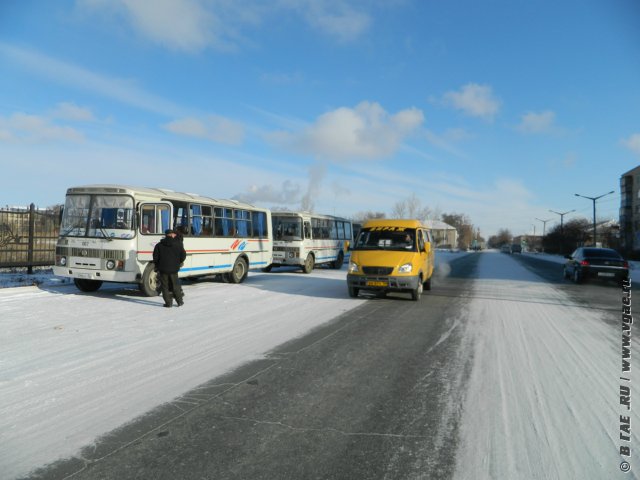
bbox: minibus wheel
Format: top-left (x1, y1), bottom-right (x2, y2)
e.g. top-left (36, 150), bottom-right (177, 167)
top-left (140, 263), bottom-right (161, 296)
top-left (261, 265), bottom-right (273, 273)
top-left (348, 286), bottom-right (359, 298)
top-left (423, 275), bottom-right (432, 291)
top-left (74, 278), bottom-right (103, 293)
top-left (411, 281), bottom-right (423, 301)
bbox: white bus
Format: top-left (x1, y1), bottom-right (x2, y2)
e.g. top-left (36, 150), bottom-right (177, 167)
top-left (53, 185), bottom-right (272, 296)
top-left (265, 211), bottom-right (353, 273)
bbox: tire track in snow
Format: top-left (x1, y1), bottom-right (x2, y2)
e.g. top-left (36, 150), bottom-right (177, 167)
top-left (453, 251), bottom-right (640, 480)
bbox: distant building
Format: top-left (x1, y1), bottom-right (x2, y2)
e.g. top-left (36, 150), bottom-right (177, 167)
top-left (620, 166), bottom-right (640, 253)
top-left (425, 220), bottom-right (458, 248)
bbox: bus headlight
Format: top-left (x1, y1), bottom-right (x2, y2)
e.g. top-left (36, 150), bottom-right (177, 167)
top-left (106, 260), bottom-right (116, 270)
top-left (348, 262), bottom-right (359, 273)
top-left (398, 263), bottom-right (413, 273)
top-left (57, 256), bottom-right (67, 266)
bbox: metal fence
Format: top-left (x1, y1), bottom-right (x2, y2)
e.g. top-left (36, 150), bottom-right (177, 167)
top-left (0, 204), bottom-right (60, 272)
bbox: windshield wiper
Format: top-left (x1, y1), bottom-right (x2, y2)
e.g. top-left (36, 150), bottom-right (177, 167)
top-left (60, 222), bottom-right (85, 237)
top-left (98, 225), bottom-right (113, 241)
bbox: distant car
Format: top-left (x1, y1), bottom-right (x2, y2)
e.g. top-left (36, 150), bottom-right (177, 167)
top-left (500, 245), bottom-right (511, 253)
top-left (563, 247), bottom-right (629, 284)
top-left (511, 244), bottom-right (522, 254)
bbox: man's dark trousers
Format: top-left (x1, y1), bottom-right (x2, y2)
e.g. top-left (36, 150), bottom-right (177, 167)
top-left (159, 272), bottom-right (183, 306)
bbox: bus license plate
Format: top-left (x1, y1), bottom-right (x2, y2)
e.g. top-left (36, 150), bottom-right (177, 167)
top-left (598, 272), bottom-right (614, 277)
top-left (367, 280), bottom-right (388, 287)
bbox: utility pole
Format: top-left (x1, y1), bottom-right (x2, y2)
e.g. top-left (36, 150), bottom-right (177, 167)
top-left (535, 217), bottom-right (552, 252)
top-left (549, 209), bottom-right (575, 254)
top-left (574, 191), bottom-right (614, 247)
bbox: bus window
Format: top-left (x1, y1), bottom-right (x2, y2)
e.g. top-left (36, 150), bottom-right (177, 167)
top-left (190, 204), bottom-right (203, 236)
top-left (344, 222), bottom-right (352, 241)
top-left (235, 210), bottom-right (250, 237)
top-left (141, 204), bottom-right (170, 234)
top-left (337, 221), bottom-right (345, 239)
top-left (201, 205), bottom-right (213, 236)
top-left (252, 211), bottom-right (267, 238)
top-left (215, 207), bottom-right (234, 236)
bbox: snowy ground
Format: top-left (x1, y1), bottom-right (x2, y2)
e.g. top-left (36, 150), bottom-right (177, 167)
top-left (453, 251), bottom-right (640, 479)
top-left (1, 253), bottom-right (469, 479)
top-left (1, 250), bottom-right (637, 479)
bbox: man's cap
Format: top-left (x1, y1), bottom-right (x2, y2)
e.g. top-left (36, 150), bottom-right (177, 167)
top-left (165, 228), bottom-right (176, 235)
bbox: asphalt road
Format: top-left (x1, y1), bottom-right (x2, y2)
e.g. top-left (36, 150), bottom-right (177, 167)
top-left (25, 252), bottom-right (631, 480)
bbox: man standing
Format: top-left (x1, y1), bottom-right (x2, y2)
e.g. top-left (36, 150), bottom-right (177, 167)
top-left (153, 228), bottom-right (187, 307)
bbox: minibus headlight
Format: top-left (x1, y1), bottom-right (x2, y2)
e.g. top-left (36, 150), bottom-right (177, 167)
top-left (398, 263), bottom-right (413, 273)
top-left (348, 262), bottom-right (359, 273)
top-left (106, 260), bottom-right (116, 270)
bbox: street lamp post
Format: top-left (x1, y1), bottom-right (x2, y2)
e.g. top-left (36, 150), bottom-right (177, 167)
top-left (549, 209), bottom-right (576, 254)
top-left (535, 217), bottom-right (552, 252)
top-left (574, 191), bottom-right (615, 247)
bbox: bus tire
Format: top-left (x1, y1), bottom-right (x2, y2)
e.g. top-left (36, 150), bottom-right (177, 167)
top-left (261, 265), bottom-right (273, 273)
top-left (302, 254), bottom-right (315, 274)
top-left (332, 251), bottom-right (344, 269)
top-left (140, 263), bottom-right (161, 297)
top-left (74, 278), bottom-right (103, 293)
top-left (348, 286), bottom-right (359, 298)
top-left (229, 257), bottom-right (248, 284)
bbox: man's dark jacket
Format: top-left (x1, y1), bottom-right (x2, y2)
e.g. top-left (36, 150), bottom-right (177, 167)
top-left (153, 236), bottom-right (187, 273)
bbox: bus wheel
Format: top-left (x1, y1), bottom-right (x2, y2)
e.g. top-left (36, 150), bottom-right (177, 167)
top-left (74, 278), bottom-right (103, 293)
top-left (410, 281), bottom-right (423, 301)
top-left (302, 254), bottom-right (315, 274)
top-left (261, 265), bottom-right (273, 273)
top-left (140, 263), bottom-right (161, 296)
top-left (332, 251), bottom-right (344, 269)
top-left (229, 257), bottom-right (248, 283)
top-left (348, 286), bottom-right (359, 298)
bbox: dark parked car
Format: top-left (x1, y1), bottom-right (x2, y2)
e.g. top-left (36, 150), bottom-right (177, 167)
top-left (563, 247), bottom-right (629, 284)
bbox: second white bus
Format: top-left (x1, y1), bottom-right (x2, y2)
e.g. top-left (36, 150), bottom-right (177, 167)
top-left (265, 211), bottom-right (353, 273)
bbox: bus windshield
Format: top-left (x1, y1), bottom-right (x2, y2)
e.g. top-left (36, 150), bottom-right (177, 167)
top-left (272, 216), bottom-right (303, 241)
top-left (60, 194), bottom-right (135, 239)
top-left (353, 228), bottom-right (417, 252)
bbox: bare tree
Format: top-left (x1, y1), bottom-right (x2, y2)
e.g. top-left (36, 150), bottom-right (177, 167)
top-left (391, 193), bottom-right (432, 222)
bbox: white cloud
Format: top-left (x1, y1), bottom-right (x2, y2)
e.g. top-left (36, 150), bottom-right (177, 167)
top-left (443, 83), bottom-right (501, 120)
top-left (77, 0), bottom-right (373, 52)
top-left (517, 110), bottom-right (556, 134)
top-left (0, 113), bottom-right (84, 143)
top-left (621, 133), bottom-right (640, 155)
top-left (163, 116), bottom-right (245, 145)
top-left (51, 102), bottom-right (96, 122)
top-left (78, 0), bottom-right (221, 52)
top-left (269, 101), bottom-right (424, 161)
top-left (300, 1), bottom-right (372, 43)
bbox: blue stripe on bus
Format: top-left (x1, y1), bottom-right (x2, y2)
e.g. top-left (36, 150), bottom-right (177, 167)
top-left (180, 261), bottom-right (268, 273)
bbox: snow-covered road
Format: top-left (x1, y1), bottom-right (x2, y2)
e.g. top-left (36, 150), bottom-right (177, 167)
top-left (1, 267), bottom-right (369, 479)
top-left (1, 250), bottom-right (638, 479)
top-left (454, 251), bottom-right (639, 479)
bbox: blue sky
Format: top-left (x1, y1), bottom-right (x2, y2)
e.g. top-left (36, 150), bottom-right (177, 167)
top-left (1, 0), bottom-right (639, 237)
